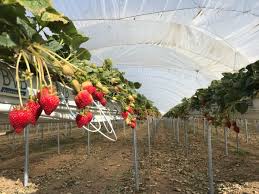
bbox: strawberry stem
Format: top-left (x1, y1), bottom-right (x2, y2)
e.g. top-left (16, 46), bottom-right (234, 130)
top-left (32, 56), bottom-right (39, 92)
top-left (22, 51), bottom-right (33, 99)
top-left (33, 44), bottom-right (86, 74)
top-left (42, 60), bottom-right (53, 90)
top-left (16, 53), bottom-right (23, 106)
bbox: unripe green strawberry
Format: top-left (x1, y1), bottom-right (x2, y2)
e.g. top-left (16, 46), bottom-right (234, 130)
top-left (101, 86), bottom-right (109, 94)
top-left (128, 95), bottom-right (134, 101)
top-left (96, 81), bottom-right (103, 89)
top-left (91, 63), bottom-right (97, 68)
top-left (62, 64), bottom-right (74, 76)
top-left (112, 96), bottom-right (117, 101)
top-left (82, 81), bottom-right (93, 89)
top-left (71, 80), bottom-right (81, 93)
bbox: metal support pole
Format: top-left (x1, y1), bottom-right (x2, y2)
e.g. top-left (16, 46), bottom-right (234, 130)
top-left (204, 118), bottom-right (207, 142)
top-left (12, 129), bottom-right (16, 153)
top-left (123, 121), bottom-right (126, 136)
top-left (87, 129), bottom-right (90, 155)
top-left (176, 118), bottom-right (180, 144)
top-left (70, 122), bottom-right (72, 136)
top-left (245, 119), bottom-right (249, 143)
top-left (172, 118), bottom-right (175, 138)
top-left (207, 124), bottom-right (214, 194)
top-left (41, 125), bottom-right (44, 150)
top-left (184, 120), bottom-right (189, 157)
top-left (193, 118), bottom-right (196, 134)
top-left (57, 123), bottom-right (60, 154)
top-left (24, 127), bottom-right (29, 187)
top-left (236, 133), bottom-right (239, 153)
top-left (65, 122), bottom-right (68, 136)
top-left (147, 118), bottom-right (151, 155)
top-left (132, 125), bottom-right (139, 191)
top-left (224, 127), bottom-right (228, 156)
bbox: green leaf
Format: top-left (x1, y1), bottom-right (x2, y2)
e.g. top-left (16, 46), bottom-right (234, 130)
top-left (17, 17), bottom-right (37, 39)
top-left (134, 82), bottom-right (141, 89)
top-left (0, 32), bottom-right (16, 47)
top-left (76, 48), bottom-right (91, 60)
top-left (0, 4), bottom-right (26, 24)
top-left (0, 0), bottom-right (17, 4)
top-left (235, 102), bottom-right (248, 114)
top-left (69, 34), bottom-right (88, 50)
top-left (16, 0), bottom-right (51, 15)
top-left (45, 38), bottom-right (63, 51)
top-left (41, 8), bottom-right (68, 24)
top-left (47, 18), bottom-right (88, 49)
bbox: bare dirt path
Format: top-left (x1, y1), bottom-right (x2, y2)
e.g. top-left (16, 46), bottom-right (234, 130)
top-left (0, 121), bottom-right (258, 194)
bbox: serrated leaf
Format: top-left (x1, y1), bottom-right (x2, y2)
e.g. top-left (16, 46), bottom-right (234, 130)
top-left (17, 17), bottom-right (36, 39)
top-left (41, 8), bottom-right (68, 24)
top-left (46, 17), bottom-right (88, 49)
top-left (0, 0), bottom-right (17, 4)
top-left (76, 48), bottom-right (91, 60)
top-left (45, 38), bottom-right (63, 51)
top-left (17, 0), bottom-right (51, 15)
top-left (0, 32), bottom-right (16, 47)
top-left (60, 32), bottom-right (88, 50)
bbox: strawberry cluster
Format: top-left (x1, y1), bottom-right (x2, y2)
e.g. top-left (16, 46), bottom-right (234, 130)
top-left (223, 119), bottom-right (240, 133)
top-left (9, 86), bottom-right (60, 134)
top-left (121, 94), bottom-right (137, 128)
top-left (121, 106), bottom-right (136, 129)
top-left (74, 80), bottom-right (108, 128)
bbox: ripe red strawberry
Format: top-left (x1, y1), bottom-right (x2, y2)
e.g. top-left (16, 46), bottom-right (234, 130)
top-left (121, 111), bottom-right (129, 119)
top-left (75, 90), bottom-right (93, 109)
top-left (40, 94), bottom-right (60, 115)
top-left (131, 118), bottom-right (137, 122)
top-left (233, 126), bottom-right (240, 133)
top-left (130, 121), bottom-right (136, 129)
top-left (225, 120), bottom-right (231, 128)
top-left (231, 121), bottom-right (237, 127)
top-left (26, 100), bottom-right (42, 125)
top-left (37, 86), bottom-right (50, 99)
top-left (93, 91), bottom-right (104, 101)
top-left (100, 98), bottom-right (107, 106)
top-left (127, 107), bottom-right (134, 114)
top-left (76, 112), bottom-right (93, 128)
top-left (9, 106), bottom-right (32, 134)
top-left (83, 85), bottom-right (96, 94)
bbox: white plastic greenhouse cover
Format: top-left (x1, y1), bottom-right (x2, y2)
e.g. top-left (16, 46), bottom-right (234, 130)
top-left (53, 0), bottom-right (259, 114)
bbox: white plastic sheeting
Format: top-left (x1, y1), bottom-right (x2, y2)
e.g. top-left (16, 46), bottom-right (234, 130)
top-left (53, 0), bottom-right (259, 113)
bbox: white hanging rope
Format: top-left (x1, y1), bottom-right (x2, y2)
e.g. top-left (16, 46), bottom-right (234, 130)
top-left (60, 93), bottom-right (117, 141)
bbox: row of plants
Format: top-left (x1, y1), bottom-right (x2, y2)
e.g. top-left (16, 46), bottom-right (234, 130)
top-left (164, 60), bottom-right (259, 132)
top-left (0, 0), bottom-right (159, 134)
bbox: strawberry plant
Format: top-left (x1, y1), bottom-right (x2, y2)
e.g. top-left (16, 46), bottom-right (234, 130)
top-left (0, 0), bottom-right (159, 132)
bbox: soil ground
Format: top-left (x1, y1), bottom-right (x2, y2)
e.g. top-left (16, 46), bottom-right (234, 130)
top-left (0, 120), bottom-right (258, 194)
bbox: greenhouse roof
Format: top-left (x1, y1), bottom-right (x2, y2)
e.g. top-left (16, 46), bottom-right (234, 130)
top-left (53, 0), bottom-right (259, 114)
